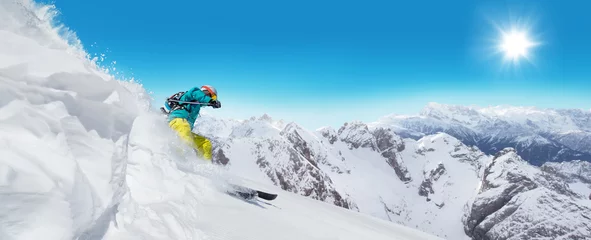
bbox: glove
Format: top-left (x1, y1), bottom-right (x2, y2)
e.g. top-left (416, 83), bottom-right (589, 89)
top-left (210, 100), bottom-right (221, 109)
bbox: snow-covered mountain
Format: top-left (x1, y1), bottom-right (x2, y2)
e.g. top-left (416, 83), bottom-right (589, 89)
top-left (541, 160), bottom-right (591, 200)
top-left (196, 113), bottom-right (591, 240)
top-left (463, 148), bottom-right (591, 239)
top-left (0, 1), bottom-right (444, 240)
top-left (370, 102), bottom-right (591, 166)
top-left (2, 1), bottom-right (590, 240)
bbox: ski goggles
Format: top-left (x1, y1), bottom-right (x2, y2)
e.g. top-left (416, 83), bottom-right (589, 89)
top-left (202, 86), bottom-right (217, 100)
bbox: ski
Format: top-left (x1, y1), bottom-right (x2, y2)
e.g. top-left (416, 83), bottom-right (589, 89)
top-left (255, 190), bottom-right (277, 201)
top-left (226, 183), bottom-right (278, 201)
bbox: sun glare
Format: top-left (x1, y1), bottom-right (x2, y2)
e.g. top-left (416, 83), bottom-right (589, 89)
top-left (486, 12), bottom-right (543, 68)
top-left (499, 29), bottom-right (535, 61)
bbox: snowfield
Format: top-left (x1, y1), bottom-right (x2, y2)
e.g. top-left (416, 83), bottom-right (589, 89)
top-left (0, 1), bottom-right (443, 239)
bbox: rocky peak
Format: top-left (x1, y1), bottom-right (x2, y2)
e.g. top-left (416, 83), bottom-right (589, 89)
top-left (480, 148), bottom-right (533, 191)
top-left (317, 126), bottom-right (337, 144)
top-left (372, 127), bottom-right (410, 182)
top-left (281, 121), bottom-right (303, 134)
top-left (416, 133), bottom-right (469, 157)
top-left (541, 160), bottom-right (591, 184)
top-left (337, 121), bottom-right (375, 149)
top-left (492, 147), bottom-right (518, 160)
top-left (372, 127), bottom-right (405, 153)
top-left (463, 148), bottom-right (591, 240)
top-left (419, 132), bottom-right (463, 146)
top-left (258, 113), bottom-right (273, 122)
top-left (280, 124), bottom-right (317, 169)
top-left (337, 121), bottom-right (369, 134)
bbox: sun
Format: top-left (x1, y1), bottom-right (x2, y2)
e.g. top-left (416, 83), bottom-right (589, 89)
top-left (500, 29), bottom-right (534, 60)
top-left (491, 22), bottom-right (542, 67)
top-left (481, 7), bottom-right (543, 69)
top-left (499, 28), bottom-right (535, 62)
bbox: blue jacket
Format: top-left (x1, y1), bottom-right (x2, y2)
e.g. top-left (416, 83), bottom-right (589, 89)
top-left (167, 87), bottom-right (213, 130)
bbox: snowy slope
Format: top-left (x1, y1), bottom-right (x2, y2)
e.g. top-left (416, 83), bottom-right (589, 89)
top-left (0, 1), bottom-right (444, 240)
top-left (104, 115), bottom-right (442, 240)
top-left (0, 1), bottom-right (148, 239)
top-left (370, 102), bottom-right (591, 165)
top-left (196, 113), bottom-right (591, 240)
top-left (196, 116), bottom-right (492, 239)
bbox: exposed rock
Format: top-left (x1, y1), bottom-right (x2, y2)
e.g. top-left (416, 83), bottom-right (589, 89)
top-left (337, 121), bottom-right (375, 149)
top-left (542, 160), bottom-right (591, 184)
top-left (282, 126), bottom-right (318, 169)
top-left (248, 134), bottom-right (355, 210)
top-left (463, 148), bottom-right (591, 240)
top-left (374, 103), bottom-right (591, 165)
top-left (203, 113), bottom-right (591, 240)
top-left (372, 127), bottom-right (411, 182)
top-left (419, 163), bottom-right (446, 200)
top-left (318, 126), bottom-right (338, 144)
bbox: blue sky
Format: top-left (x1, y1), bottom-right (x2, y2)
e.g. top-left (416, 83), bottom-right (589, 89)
top-left (46, 0), bottom-right (590, 130)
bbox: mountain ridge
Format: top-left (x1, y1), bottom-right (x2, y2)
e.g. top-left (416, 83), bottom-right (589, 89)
top-left (368, 102), bottom-right (591, 166)
top-left (195, 109), bottom-right (591, 240)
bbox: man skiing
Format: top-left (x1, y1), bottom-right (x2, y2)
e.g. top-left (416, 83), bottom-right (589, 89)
top-left (161, 86), bottom-right (278, 201)
top-left (163, 85), bottom-right (221, 161)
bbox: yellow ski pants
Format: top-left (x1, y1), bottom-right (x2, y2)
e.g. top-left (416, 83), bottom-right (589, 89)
top-left (169, 118), bottom-right (212, 161)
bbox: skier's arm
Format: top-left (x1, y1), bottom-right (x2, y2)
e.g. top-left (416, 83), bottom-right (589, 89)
top-left (186, 87), bottom-right (212, 104)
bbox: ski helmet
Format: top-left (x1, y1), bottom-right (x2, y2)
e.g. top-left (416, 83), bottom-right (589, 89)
top-left (201, 85), bottom-right (217, 100)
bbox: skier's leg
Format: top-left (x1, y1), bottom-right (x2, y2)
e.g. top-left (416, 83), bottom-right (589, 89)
top-left (192, 133), bottom-right (212, 161)
top-left (168, 118), bottom-right (212, 161)
top-left (168, 118), bottom-right (196, 148)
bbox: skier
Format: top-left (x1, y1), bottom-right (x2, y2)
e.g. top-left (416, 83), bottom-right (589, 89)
top-left (162, 85), bottom-right (221, 161)
top-left (161, 86), bottom-right (278, 201)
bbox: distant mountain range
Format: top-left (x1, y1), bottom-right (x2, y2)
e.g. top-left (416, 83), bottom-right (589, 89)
top-left (369, 102), bottom-right (591, 166)
top-left (193, 103), bottom-right (591, 239)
